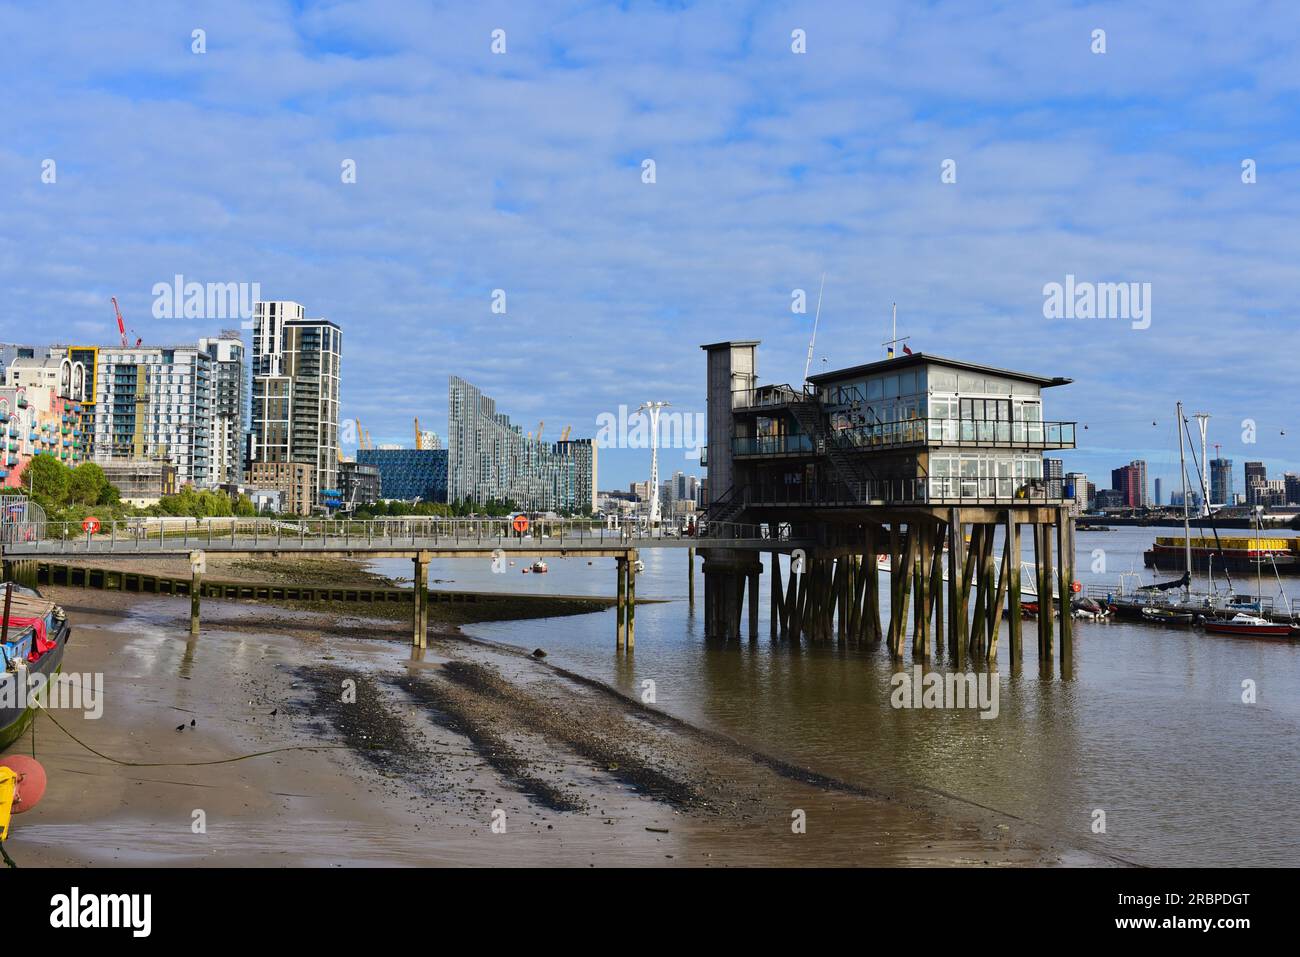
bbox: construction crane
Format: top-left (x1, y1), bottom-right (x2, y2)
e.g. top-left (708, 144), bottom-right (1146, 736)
top-left (414, 416), bottom-right (421, 449)
top-left (110, 297), bottom-right (128, 348)
top-left (560, 425), bottom-right (572, 442)
top-left (536, 421), bottom-right (544, 443)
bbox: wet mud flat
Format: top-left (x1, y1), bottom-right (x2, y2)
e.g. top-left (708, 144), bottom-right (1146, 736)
top-left (11, 588), bottom-right (1118, 866)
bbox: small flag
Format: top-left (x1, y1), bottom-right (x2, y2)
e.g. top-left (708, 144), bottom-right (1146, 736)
top-left (902, 344), bottom-right (913, 355)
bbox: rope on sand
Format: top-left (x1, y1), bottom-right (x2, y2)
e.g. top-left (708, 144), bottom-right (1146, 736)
top-left (34, 705), bottom-right (352, 768)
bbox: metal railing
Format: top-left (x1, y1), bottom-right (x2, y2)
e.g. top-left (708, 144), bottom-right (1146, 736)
top-left (0, 515), bottom-right (793, 554)
top-left (731, 383), bottom-right (813, 410)
top-left (745, 475), bottom-right (1070, 508)
top-left (732, 434), bottom-right (815, 456)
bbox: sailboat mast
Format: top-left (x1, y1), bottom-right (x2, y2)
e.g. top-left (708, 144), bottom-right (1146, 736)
top-left (1177, 401), bottom-right (1192, 595)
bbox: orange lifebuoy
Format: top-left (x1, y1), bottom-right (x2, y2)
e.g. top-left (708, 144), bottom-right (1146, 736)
top-left (1071, 581), bottom-right (1082, 594)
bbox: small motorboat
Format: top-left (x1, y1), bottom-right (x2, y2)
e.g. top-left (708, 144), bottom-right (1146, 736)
top-left (530, 560), bottom-right (549, 574)
top-left (1141, 606), bottom-right (1194, 627)
top-left (1202, 613), bottom-right (1293, 639)
top-left (2, 582), bottom-right (72, 753)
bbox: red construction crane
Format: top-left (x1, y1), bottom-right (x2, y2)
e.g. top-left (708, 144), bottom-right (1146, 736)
top-left (111, 297), bottom-right (128, 348)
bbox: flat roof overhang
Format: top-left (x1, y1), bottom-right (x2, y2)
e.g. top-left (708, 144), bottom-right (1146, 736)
top-left (806, 352), bottom-right (1072, 389)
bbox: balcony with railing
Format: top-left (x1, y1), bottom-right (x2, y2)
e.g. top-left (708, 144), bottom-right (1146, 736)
top-left (830, 417), bottom-right (1075, 451)
top-left (732, 433), bottom-right (815, 457)
top-left (743, 474), bottom-right (1068, 509)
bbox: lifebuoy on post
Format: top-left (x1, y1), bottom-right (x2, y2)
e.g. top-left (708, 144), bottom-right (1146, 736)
top-left (1071, 581), bottom-right (1082, 594)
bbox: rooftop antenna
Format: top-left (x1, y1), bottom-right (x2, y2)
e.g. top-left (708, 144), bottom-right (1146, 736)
top-left (802, 273), bottom-right (826, 386)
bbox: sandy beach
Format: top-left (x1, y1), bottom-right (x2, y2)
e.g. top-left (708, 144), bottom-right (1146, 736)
top-left (4, 578), bottom-right (1116, 867)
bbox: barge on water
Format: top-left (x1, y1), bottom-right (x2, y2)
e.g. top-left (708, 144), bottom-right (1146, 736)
top-left (1144, 535), bottom-right (1300, 575)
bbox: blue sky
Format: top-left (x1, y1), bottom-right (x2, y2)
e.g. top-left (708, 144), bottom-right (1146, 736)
top-left (2, 0), bottom-right (1298, 492)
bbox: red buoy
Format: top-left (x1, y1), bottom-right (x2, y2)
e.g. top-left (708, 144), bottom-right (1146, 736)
top-left (0, 756), bottom-right (47, 813)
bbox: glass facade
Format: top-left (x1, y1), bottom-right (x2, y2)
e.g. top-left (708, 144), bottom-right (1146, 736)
top-left (356, 449), bottom-right (447, 503)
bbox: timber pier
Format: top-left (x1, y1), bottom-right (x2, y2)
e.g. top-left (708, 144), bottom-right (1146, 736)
top-left (697, 341), bottom-right (1079, 667)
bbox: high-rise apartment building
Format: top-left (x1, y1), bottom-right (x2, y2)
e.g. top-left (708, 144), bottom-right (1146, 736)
top-left (1244, 461), bottom-right (1267, 506)
top-left (90, 345), bottom-right (213, 487)
top-left (447, 376), bottom-right (596, 512)
top-left (1111, 460), bottom-right (1148, 508)
top-left (249, 301), bottom-right (341, 509)
top-left (198, 332), bottom-right (246, 487)
top-left (1210, 457), bottom-right (1233, 507)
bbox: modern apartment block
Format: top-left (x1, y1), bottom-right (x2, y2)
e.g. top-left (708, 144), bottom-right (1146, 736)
top-left (249, 301), bottom-right (341, 510)
top-left (1210, 457), bottom-right (1234, 507)
top-left (0, 350), bottom-right (91, 486)
top-left (247, 461), bottom-right (313, 516)
top-left (356, 448), bottom-right (447, 502)
top-left (447, 376), bottom-right (597, 512)
top-left (198, 332), bottom-right (246, 487)
top-left (1111, 460), bottom-right (1148, 508)
top-left (90, 345), bottom-right (213, 488)
top-left (1244, 460), bottom-right (1267, 506)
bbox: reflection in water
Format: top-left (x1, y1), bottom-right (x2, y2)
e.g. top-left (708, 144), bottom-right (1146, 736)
top-left (370, 527), bottom-right (1300, 866)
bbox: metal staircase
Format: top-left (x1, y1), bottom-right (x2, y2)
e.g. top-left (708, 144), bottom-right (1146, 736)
top-left (787, 400), bottom-right (877, 501)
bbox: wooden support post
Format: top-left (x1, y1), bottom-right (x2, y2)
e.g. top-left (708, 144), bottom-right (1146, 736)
top-left (627, 554), bottom-right (637, 650)
top-left (411, 552), bottom-right (429, 648)
top-left (771, 551), bottom-right (782, 640)
top-left (189, 569), bottom-right (202, 636)
top-left (968, 525), bottom-right (986, 657)
top-left (688, 547), bottom-right (695, 606)
top-left (927, 522), bottom-right (944, 658)
top-left (946, 510), bottom-right (962, 658)
top-left (915, 524), bottom-right (931, 655)
top-left (1057, 508), bottom-right (1073, 663)
top-left (749, 566), bottom-right (761, 641)
top-left (982, 526), bottom-right (997, 652)
top-left (1039, 524), bottom-right (1054, 658)
top-left (785, 558), bottom-right (800, 638)
top-left (891, 528), bottom-right (917, 658)
top-left (958, 521), bottom-right (977, 661)
top-left (616, 556), bottom-right (627, 650)
top-left (865, 526), bottom-right (881, 642)
top-left (1007, 513), bottom-right (1022, 657)
top-left (989, 525), bottom-right (1010, 658)
top-left (836, 558), bottom-right (847, 642)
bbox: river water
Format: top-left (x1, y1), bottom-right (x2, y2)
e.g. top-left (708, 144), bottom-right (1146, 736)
top-left (372, 526), bottom-right (1300, 866)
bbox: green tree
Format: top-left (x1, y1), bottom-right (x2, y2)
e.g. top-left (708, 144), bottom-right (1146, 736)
top-left (68, 462), bottom-right (110, 506)
top-left (234, 494), bottom-right (256, 517)
top-left (24, 455), bottom-right (70, 508)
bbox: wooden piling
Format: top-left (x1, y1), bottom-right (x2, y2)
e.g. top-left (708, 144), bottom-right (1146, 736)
top-left (865, 527), bottom-right (881, 642)
top-left (1057, 508), bottom-right (1073, 662)
top-left (1006, 513), bottom-right (1022, 657)
top-left (616, 556), bottom-right (627, 650)
top-left (1039, 523), bottom-right (1054, 658)
top-left (748, 566), bottom-right (761, 641)
top-left (771, 551), bottom-right (782, 640)
top-left (624, 553), bottom-right (634, 650)
top-left (688, 547), bottom-right (695, 606)
top-left (188, 569), bottom-right (201, 636)
top-left (627, 554), bottom-right (637, 649)
top-left (915, 524), bottom-right (932, 656)
top-left (947, 509), bottom-right (963, 658)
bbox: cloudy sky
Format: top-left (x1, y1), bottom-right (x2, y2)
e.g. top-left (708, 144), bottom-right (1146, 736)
top-left (2, 0), bottom-right (1298, 493)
